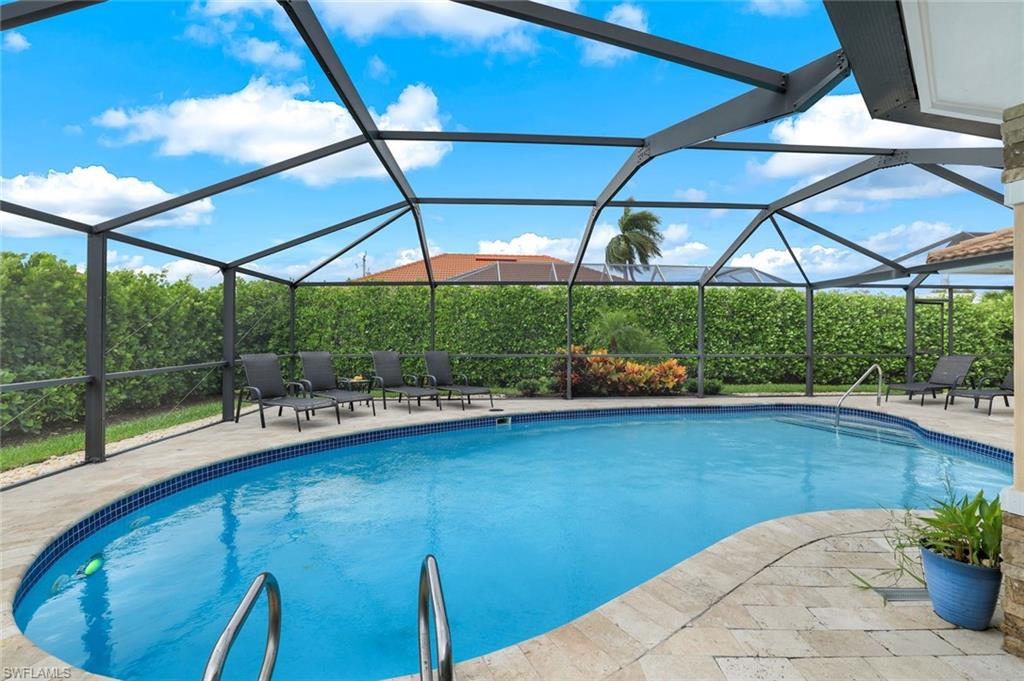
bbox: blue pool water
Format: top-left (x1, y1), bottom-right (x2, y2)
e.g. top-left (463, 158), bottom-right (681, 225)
top-left (15, 411), bottom-right (1011, 680)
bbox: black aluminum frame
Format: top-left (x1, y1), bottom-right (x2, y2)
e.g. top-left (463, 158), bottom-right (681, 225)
top-left (0, 0), bottom-right (1011, 465)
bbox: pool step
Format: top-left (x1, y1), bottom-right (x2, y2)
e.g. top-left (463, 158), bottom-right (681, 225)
top-left (773, 414), bottom-right (921, 448)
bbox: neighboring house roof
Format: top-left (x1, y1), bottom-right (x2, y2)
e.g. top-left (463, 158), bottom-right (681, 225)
top-left (360, 253), bottom-right (573, 282)
top-left (359, 254), bottom-right (789, 285)
top-left (927, 228), bottom-right (1013, 264)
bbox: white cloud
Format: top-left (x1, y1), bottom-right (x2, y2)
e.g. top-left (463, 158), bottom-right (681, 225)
top-left (581, 3), bottom-right (648, 66)
top-left (3, 31), bottom-right (30, 53)
top-left (663, 223), bottom-right (690, 242)
top-left (750, 95), bottom-right (1000, 212)
top-left (861, 220), bottom-right (956, 255)
top-left (394, 240), bottom-right (444, 267)
top-left (315, 0), bottom-right (578, 56)
top-left (102, 251), bottom-right (222, 285)
top-left (744, 0), bottom-right (809, 17)
top-left (0, 166), bottom-right (214, 238)
top-left (674, 187), bottom-right (708, 202)
top-left (479, 232), bottom-right (579, 261)
top-left (476, 223), bottom-right (708, 266)
top-left (731, 244), bottom-right (853, 278)
top-left (728, 219), bottom-right (961, 280)
top-left (660, 241), bottom-right (709, 265)
top-left (94, 78), bottom-right (451, 187)
top-left (367, 55), bottom-right (394, 83)
top-left (228, 37), bottom-right (302, 70)
top-left (754, 95), bottom-right (996, 180)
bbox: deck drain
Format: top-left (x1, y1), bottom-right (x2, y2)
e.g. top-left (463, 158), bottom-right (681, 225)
top-left (873, 587), bottom-right (929, 602)
top-left (495, 416), bottom-right (512, 427)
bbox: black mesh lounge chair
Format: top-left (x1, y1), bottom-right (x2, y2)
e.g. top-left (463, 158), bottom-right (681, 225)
top-left (945, 367), bottom-right (1013, 415)
top-left (235, 353), bottom-right (339, 431)
top-left (423, 351), bottom-right (494, 410)
top-left (371, 351), bottom-right (442, 413)
top-left (885, 354), bottom-right (975, 406)
top-left (299, 352), bottom-right (377, 416)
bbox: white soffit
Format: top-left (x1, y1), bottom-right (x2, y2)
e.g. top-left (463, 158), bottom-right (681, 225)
top-left (901, 0), bottom-right (1024, 124)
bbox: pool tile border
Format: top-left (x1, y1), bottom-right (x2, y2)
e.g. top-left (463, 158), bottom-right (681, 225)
top-left (11, 403), bottom-right (1012, 612)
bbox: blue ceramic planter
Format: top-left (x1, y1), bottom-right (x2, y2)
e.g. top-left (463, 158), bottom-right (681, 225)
top-left (921, 545), bottom-right (1002, 630)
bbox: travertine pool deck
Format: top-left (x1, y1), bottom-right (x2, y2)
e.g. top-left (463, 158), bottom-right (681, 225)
top-left (0, 395), bottom-right (1017, 679)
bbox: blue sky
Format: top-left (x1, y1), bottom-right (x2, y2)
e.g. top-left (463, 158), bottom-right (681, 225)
top-left (0, 0), bottom-right (1009, 287)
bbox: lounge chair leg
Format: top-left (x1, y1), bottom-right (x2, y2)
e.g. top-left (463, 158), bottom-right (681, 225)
top-left (1005, 395), bottom-right (1010, 407)
top-left (335, 403), bottom-right (341, 424)
top-left (437, 395), bottom-right (442, 411)
top-left (885, 387), bottom-right (890, 402)
top-left (305, 410), bottom-right (311, 420)
top-left (349, 403), bottom-right (354, 411)
top-left (989, 399), bottom-right (994, 416)
top-left (295, 410), bottom-right (302, 432)
top-left (407, 397), bottom-right (412, 414)
top-left (371, 399), bottom-right (376, 416)
top-left (258, 402), bottom-right (266, 428)
top-left (489, 392), bottom-right (494, 408)
top-left (920, 391), bottom-right (925, 406)
top-left (944, 393), bottom-right (950, 410)
top-left (460, 395), bottom-right (465, 411)
top-left (417, 397), bottom-right (422, 406)
top-left (235, 391), bottom-right (243, 423)
top-left (383, 392), bottom-right (387, 410)
top-left (468, 394), bottom-right (472, 404)
top-left (278, 406), bottom-right (283, 416)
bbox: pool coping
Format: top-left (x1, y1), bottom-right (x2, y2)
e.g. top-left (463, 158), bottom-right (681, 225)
top-left (0, 400), bottom-right (1014, 679)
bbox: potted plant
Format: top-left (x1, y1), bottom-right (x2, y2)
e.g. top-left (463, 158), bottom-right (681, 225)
top-left (858, 488), bottom-right (1002, 630)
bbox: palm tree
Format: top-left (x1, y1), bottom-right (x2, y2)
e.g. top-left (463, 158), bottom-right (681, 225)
top-left (604, 200), bottom-right (663, 280)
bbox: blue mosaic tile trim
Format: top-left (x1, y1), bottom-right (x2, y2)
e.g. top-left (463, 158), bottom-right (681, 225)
top-left (12, 404), bottom-right (1013, 611)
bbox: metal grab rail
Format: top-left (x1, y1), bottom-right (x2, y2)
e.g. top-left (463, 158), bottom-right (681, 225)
top-left (835, 364), bottom-right (883, 428)
top-left (418, 555), bottom-right (453, 681)
top-left (203, 572), bottom-right (282, 681)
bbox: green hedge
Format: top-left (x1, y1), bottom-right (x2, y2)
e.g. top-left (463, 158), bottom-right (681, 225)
top-left (0, 251), bottom-right (1013, 436)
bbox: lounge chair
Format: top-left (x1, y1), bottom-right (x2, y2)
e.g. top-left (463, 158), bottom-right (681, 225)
top-left (235, 353), bottom-right (339, 431)
top-left (371, 351), bottom-right (442, 413)
top-left (945, 367), bottom-right (1013, 415)
top-left (885, 354), bottom-right (976, 406)
top-left (299, 351), bottom-right (376, 416)
top-left (423, 351), bottom-right (494, 410)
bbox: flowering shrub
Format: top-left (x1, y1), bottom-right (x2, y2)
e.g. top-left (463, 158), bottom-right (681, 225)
top-left (554, 346), bottom-right (688, 396)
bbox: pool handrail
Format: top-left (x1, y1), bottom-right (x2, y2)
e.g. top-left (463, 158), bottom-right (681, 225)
top-left (418, 554), bottom-right (453, 681)
top-left (203, 571), bottom-right (282, 681)
top-left (836, 364), bottom-right (883, 428)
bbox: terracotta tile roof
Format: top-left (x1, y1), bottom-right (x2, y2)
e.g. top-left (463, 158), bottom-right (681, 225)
top-left (359, 253), bottom-right (569, 282)
top-left (927, 228), bottom-right (1013, 264)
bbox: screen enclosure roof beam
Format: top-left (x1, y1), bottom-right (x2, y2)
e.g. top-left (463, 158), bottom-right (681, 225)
top-left (454, 0), bottom-right (787, 91)
top-left (571, 49), bottom-right (850, 287)
top-left (279, 0), bottom-right (434, 285)
top-left (228, 202), bottom-right (408, 268)
top-left (93, 135), bottom-right (366, 233)
top-left (0, 0), bottom-right (103, 30)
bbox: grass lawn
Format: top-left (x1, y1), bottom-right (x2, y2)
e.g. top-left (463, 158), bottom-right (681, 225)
top-left (1, 400), bottom-right (222, 472)
top-left (721, 383), bottom-right (878, 395)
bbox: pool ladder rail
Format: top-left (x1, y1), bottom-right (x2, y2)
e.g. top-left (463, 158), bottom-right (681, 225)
top-left (419, 554), bottom-right (454, 681)
top-left (835, 364), bottom-right (883, 428)
top-left (202, 572), bottom-right (282, 681)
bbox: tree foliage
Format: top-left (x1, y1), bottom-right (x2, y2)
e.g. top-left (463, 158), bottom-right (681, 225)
top-left (0, 251), bottom-right (1012, 437)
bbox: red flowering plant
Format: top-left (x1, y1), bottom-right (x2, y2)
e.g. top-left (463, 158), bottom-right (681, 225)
top-left (553, 345), bottom-right (687, 396)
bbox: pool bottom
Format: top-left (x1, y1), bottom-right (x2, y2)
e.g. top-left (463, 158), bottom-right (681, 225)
top-left (12, 403), bottom-right (1012, 614)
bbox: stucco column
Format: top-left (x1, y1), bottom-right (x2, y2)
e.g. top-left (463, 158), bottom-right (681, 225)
top-left (1002, 102), bottom-right (1024, 658)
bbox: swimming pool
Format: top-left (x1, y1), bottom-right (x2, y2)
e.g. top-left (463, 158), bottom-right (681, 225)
top-left (13, 407), bottom-right (1012, 680)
